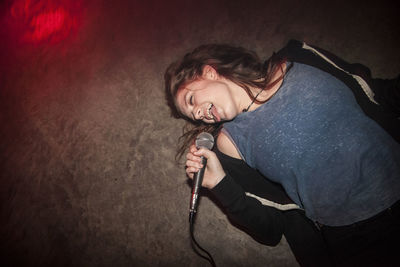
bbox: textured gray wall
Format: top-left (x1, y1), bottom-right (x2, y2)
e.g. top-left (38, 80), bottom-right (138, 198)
top-left (1, 0), bottom-right (399, 266)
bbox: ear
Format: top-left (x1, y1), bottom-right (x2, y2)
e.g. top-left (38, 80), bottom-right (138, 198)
top-left (202, 65), bottom-right (218, 80)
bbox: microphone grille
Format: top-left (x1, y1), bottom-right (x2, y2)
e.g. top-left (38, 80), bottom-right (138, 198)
top-left (195, 132), bottom-right (214, 150)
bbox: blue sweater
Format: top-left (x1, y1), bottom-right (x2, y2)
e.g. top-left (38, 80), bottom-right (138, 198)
top-left (223, 62), bottom-right (400, 226)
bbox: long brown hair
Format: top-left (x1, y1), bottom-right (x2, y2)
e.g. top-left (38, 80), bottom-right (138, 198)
top-left (164, 44), bottom-right (286, 159)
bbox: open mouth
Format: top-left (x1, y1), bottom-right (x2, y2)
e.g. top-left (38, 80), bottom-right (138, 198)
top-left (205, 103), bottom-right (214, 120)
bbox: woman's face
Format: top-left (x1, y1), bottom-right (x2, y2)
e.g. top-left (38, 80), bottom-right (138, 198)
top-left (175, 66), bottom-right (240, 124)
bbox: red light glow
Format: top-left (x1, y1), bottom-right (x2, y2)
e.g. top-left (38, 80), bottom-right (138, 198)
top-left (8, 0), bottom-right (81, 44)
top-left (27, 8), bottom-right (66, 41)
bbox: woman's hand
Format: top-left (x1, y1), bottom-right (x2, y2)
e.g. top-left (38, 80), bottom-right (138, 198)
top-left (185, 144), bottom-right (226, 189)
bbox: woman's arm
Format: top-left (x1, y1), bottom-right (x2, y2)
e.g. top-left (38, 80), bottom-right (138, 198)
top-left (184, 140), bottom-right (285, 245)
top-left (216, 131), bottom-right (241, 159)
top-left (210, 172), bottom-right (284, 246)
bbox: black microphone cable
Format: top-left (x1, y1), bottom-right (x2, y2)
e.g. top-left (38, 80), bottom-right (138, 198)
top-left (188, 132), bottom-right (216, 267)
top-left (189, 211), bottom-right (216, 267)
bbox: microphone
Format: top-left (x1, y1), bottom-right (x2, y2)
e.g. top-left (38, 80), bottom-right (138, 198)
top-left (189, 132), bottom-right (215, 218)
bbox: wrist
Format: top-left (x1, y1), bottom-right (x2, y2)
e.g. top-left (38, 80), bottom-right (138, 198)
top-left (208, 172), bottom-right (226, 189)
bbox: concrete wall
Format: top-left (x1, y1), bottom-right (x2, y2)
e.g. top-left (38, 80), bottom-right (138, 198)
top-left (1, 0), bottom-right (399, 266)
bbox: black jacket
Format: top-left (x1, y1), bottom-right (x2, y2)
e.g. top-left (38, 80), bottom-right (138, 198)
top-left (209, 40), bottom-right (400, 267)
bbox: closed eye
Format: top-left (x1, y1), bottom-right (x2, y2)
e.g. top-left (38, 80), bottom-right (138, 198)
top-left (189, 95), bottom-right (194, 105)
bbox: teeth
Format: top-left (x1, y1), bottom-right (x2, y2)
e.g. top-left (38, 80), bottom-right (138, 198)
top-left (206, 104), bottom-right (214, 119)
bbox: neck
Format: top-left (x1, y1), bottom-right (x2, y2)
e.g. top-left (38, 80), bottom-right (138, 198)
top-left (243, 62), bottom-right (286, 112)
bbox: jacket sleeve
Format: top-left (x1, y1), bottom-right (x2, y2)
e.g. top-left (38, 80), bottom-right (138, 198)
top-left (210, 173), bottom-right (284, 246)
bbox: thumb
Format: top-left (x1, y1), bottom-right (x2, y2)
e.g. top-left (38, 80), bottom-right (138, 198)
top-left (194, 147), bottom-right (215, 160)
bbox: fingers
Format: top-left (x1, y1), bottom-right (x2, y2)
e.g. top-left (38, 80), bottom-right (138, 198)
top-left (185, 148), bottom-right (203, 179)
top-left (185, 168), bottom-right (194, 179)
top-left (185, 145), bottom-right (219, 182)
top-left (186, 150), bottom-right (202, 163)
top-left (185, 145), bottom-right (226, 189)
top-left (189, 144), bottom-right (197, 153)
top-left (185, 161), bottom-right (203, 176)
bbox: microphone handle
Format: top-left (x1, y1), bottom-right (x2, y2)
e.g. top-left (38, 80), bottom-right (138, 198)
top-left (190, 156), bottom-right (207, 214)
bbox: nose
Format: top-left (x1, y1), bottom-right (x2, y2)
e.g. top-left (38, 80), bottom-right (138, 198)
top-left (194, 108), bottom-right (203, 120)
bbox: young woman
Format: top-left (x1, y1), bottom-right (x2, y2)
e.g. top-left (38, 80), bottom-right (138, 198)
top-left (165, 40), bottom-right (400, 266)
